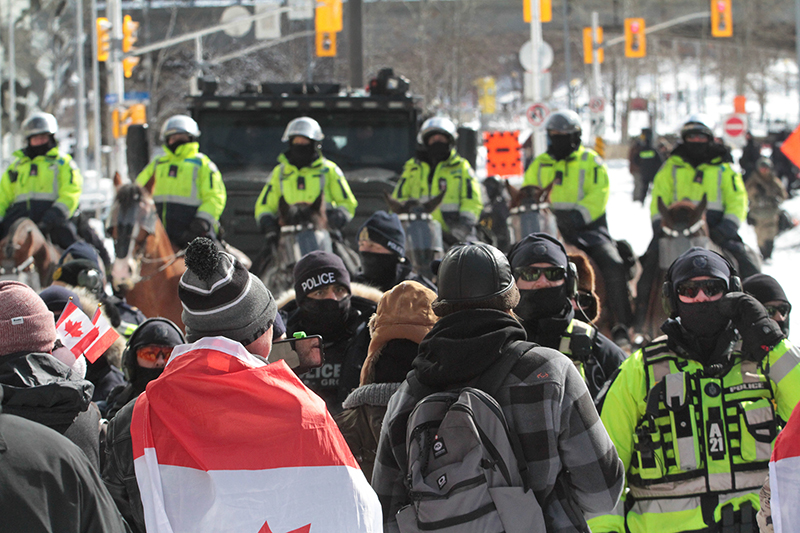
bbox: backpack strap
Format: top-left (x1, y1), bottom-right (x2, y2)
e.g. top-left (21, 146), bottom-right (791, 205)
top-left (476, 339), bottom-right (536, 397)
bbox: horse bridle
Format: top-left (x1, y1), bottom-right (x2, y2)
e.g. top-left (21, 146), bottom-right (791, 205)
top-left (113, 200), bottom-right (182, 280)
top-left (509, 202), bottom-right (550, 215)
top-left (661, 218), bottom-right (705, 238)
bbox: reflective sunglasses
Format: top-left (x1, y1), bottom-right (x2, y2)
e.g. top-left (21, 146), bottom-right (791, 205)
top-left (514, 266), bottom-right (566, 283)
top-left (675, 279), bottom-right (727, 299)
top-left (136, 345), bottom-right (174, 363)
top-left (765, 303), bottom-right (792, 317)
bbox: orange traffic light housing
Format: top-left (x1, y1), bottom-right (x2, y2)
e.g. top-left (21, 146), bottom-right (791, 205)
top-left (316, 31), bottom-right (336, 57)
top-left (583, 27), bottom-right (604, 64)
top-left (96, 17), bottom-right (111, 62)
top-left (711, 0), bottom-right (733, 37)
top-left (113, 104), bottom-right (147, 139)
top-left (122, 14), bottom-right (139, 53)
top-left (523, 0), bottom-right (552, 23)
top-left (315, 0), bottom-right (342, 33)
top-left (624, 18), bottom-right (646, 58)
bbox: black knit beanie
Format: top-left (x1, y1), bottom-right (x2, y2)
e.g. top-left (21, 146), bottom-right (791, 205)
top-left (358, 211), bottom-right (406, 257)
top-left (743, 273), bottom-right (789, 304)
top-left (508, 232), bottom-right (569, 270)
top-left (293, 251), bottom-right (351, 304)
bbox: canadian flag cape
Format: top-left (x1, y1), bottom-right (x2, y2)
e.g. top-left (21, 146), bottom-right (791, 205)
top-left (131, 337), bottom-right (382, 533)
top-left (770, 400), bottom-right (800, 533)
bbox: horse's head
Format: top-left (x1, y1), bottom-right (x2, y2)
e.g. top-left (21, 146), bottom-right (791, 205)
top-left (383, 190), bottom-right (446, 216)
top-left (1, 218), bottom-right (37, 268)
top-left (506, 182), bottom-right (559, 240)
top-left (109, 175), bottom-right (159, 293)
top-left (507, 182), bottom-right (553, 210)
top-left (658, 194), bottom-right (709, 238)
top-left (277, 194), bottom-right (328, 230)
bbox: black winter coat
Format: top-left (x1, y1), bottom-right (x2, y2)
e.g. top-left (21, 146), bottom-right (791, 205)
top-left (103, 398), bottom-right (144, 533)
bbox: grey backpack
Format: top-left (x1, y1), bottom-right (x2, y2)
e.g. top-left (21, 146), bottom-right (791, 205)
top-left (396, 341), bottom-right (546, 533)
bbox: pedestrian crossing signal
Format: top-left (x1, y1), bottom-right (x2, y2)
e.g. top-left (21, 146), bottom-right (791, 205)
top-left (711, 0), bottom-right (733, 37)
top-left (316, 31), bottom-right (336, 57)
top-left (625, 18), bottom-right (646, 58)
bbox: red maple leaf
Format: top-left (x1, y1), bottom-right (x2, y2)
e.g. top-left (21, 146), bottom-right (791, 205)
top-left (63, 319), bottom-right (84, 338)
top-left (258, 521), bottom-right (310, 533)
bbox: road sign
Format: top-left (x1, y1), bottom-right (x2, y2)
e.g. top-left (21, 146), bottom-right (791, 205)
top-left (589, 97), bottom-right (605, 113)
top-left (519, 40), bottom-right (554, 72)
top-left (105, 94), bottom-right (119, 105)
top-left (724, 115), bottom-right (745, 137)
top-left (527, 103), bottom-right (550, 127)
top-left (723, 113), bottom-right (747, 148)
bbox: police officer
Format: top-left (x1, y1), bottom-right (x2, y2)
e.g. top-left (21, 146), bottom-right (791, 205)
top-left (629, 127), bottom-right (665, 204)
top-left (0, 112), bottom-right (81, 248)
top-left (392, 116), bottom-right (483, 244)
top-left (135, 115), bottom-right (226, 248)
top-left (255, 117), bottom-right (358, 246)
top-left (523, 109), bottom-right (633, 345)
top-left (508, 233), bottom-right (626, 399)
top-left (650, 115), bottom-right (758, 277)
top-left (588, 247), bottom-right (800, 533)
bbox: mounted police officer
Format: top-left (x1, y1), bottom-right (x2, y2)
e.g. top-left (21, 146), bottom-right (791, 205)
top-left (135, 115), bottom-right (226, 248)
top-left (508, 233), bottom-right (626, 399)
top-left (0, 112), bottom-right (81, 248)
top-left (523, 109), bottom-right (634, 346)
top-left (391, 116), bottom-right (483, 245)
top-left (255, 117), bottom-right (358, 247)
top-left (588, 247), bottom-right (800, 533)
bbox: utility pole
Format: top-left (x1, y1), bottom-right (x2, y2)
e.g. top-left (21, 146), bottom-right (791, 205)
top-left (108, 0), bottom-right (128, 180)
top-left (796, 0), bottom-right (800, 123)
top-left (348, 0), bottom-right (363, 89)
top-left (91, 0), bottom-right (103, 177)
top-left (75, 0), bottom-right (88, 174)
top-left (562, 0), bottom-right (572, 110)
top-left (8, 0), bottom-right (17, 145)
top-left (529, 0), bottom-right (545, 156)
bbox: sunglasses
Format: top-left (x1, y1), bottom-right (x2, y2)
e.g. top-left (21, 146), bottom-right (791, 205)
top-left (514, 266), bottom-right (566, 283)
top-left (675, 279), bottom-right (727, 299)
top-left (765, 303), bottom-right (792, 317)
top-left (575, 289), bottom-right (594, 309)
top-left (136, 345), bottom-right (174, 363)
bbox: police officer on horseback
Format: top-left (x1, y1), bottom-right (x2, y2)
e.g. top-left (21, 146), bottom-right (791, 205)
top-left (392, 116), bottom-right (483, 245)
top-left (255, 117), bottom-right (358, 247)
top-left (523, 109), bottom-right (634, 347)
top-left (0, 112), bottom-right (81, 248)
top-left (135, 115), bottom-right (227, 248)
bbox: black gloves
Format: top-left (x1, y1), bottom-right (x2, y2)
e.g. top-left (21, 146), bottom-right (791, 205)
top-left (557, 210), bottom-right (589, 234)
top-left (326, 208), bottom-right (349, 230)
top-left (718, 292), bottom-right (785, 361)
top-left (38, 207), bottom-right (65, 235)
top-left (179, 217), bottom-right (214, 247)
top-left (711, 218), bottom-right (741, 243)
top-left (259, 217), bottom-right (280, 245)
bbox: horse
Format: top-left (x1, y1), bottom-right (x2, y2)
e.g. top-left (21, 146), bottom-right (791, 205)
top-left (505, 182), bottom-right (560, 242)
top-left (0, 217), bottom-right (59, 290)
top-left (384, 190), bottom-right (446, 280)
top-left (109, 173), bottom-right (185, 329)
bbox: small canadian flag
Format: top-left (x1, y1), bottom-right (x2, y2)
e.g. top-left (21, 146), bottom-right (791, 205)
top-left (55, 300), bottom-right (120, 363)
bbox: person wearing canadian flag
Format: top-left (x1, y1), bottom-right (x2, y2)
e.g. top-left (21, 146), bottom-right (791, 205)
top-left (104, 237), bottom-right (382, 533)
top-left (0, 280), bottom-right (100, 469)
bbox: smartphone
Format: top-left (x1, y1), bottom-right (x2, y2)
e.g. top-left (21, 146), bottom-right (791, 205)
top-left (267, 335), bottom-right (324, 375)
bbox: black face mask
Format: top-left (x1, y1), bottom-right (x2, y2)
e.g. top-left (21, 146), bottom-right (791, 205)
top-left (677, 300), bottom-right (731, 339)
top-left (131, 367), bottom-right (164, 394)
top-left (24, 137), bottom-right (56, 159)
top-left (287, 143), bottom-right (318, 168)
top-left (515, 285), bottom-right (570, 322)
top-left (547, 134), bottom-right (577, 160)
top-left (167, 139), bottom-right (190, 154)
top-left (426, 141), bottom-right (451, 164)
top-left (360, 252), bottom-right (399, 291)
top-left (776, 319), bottom-right (790, 338)
top-left (683, 142), bottom-right (711, 166)
top-left (299, 295), bottom-right (352, 339)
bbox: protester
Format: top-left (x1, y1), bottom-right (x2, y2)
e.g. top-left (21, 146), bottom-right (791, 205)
top-left (508, 233), bottom-right (626, 399)
top-left (104, 238), bottom-right (381, 533)
top-left (353, 210), bottom-right (436, 292)
top-left (279, 250), bottom-right (381, 414)
top-left (372, 242), bottom-right (624, 532)
top-left (589, 248), bottom-right (800, 533)
top-left (744, 273), bottom-right (791, 337)
top-left (746, 158), bottom-right (789, 260)
top-left (0, 389), bottom-right (128, 533)
top-left (0, 280), bottom-right (100, 469)
top-left (38, 284), bottom-right (88, 378)
top-left (335, 281), bottom-right (437, 479)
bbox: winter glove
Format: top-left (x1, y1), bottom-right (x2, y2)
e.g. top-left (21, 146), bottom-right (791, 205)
top-left (557, 209), bottom-right (589, 234)
top-left (259, 216), bottom-right (280, 245)
top-left (179, 217), bottom-right (213, 247)
top-left (326, 207), bottom-right (349, 230)
top-left (718, 292), bottom-right (785, 362)
top-left (710, 218), bottom-right (741, 243)
top-left (38, 207), bottom-right (65, 235)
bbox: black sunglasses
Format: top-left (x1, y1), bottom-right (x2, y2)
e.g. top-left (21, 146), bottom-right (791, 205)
top-left (765, 303), bottom-right (792, 317)
top-left (675, 279), bottom-right (727, 299)
top-left (514, 266), bottom-right (566, 283)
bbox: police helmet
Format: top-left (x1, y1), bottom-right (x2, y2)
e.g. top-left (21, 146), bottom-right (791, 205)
top-left (417, 116), bottom-right (458, 146)
top-left (680, 114), bottom-right (714, 140)
top-left (545, 110), bottom-right (582, 135)
top-left (282, 117), bottom-right (324, 142)
top-left (22, 112), bottom-right (58, 138)
top-left (122, 317), bottom-right (186, 383)
top-left (160, 115), bottom-right (200, 142)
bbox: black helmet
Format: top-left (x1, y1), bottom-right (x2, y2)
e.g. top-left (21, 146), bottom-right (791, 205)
top-left (546, 110), bottom-right (582, 135)
top-left (122, 317), bottom-right (185, 382)
top-left (432, 243), bottom-right (518, 317)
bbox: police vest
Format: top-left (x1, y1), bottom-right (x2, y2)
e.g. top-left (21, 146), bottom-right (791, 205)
top-left (629, 339), bottom-right (778, 503)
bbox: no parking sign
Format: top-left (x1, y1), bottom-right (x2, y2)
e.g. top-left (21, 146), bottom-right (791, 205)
top-left (527, 103), bottom-right (550, 128)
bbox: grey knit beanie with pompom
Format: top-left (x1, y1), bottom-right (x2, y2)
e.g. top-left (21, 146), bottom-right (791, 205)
top-left (178, 238), bottom-right (277, 345)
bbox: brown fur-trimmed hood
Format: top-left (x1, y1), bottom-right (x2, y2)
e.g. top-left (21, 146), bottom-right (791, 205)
top-left (569, 252), bottom-right (601, 323)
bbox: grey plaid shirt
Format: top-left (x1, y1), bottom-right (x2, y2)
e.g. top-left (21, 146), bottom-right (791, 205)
top-left (372, 344), bottom-right (625, 532)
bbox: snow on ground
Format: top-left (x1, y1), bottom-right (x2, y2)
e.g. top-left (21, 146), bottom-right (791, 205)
top-left (605, 159), bottom-right (800, 343)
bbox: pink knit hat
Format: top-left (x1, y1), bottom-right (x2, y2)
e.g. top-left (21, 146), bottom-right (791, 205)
top-left (0, 281), bottom-right (57, 356)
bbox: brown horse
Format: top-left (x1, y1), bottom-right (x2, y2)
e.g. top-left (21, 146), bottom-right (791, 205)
top-left (108, 173), bottom-right (185, 330)
top-left (0, 217), bottom-right (59, 289)
top-left (505, 182), bottom-right (559, 243)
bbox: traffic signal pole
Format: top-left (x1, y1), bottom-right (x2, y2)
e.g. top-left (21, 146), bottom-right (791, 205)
top-left (108, 0), bottom-right (128, 181)
top-left (796, 0), bottom-right (800, 123)
top-left (528, 0), bottom-right (546, 156)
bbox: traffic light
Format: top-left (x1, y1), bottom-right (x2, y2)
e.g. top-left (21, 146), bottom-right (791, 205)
top-left (122, 57), bottom-right (140, 78)
top-left (315, 0), bottom-right (342, 33)
top-left (624, 18), bottom-right (646, 58)
top-left (583, 27), bottom-right (604, 64)
top-left (112, 104), bottom-right (147, 139)
top-left (711, 0), bottom-right (733, 37)
top-left (316, 31), bottom-right (336, 57)
top-left (96, 17), bottom-right (111, 62)
top-left (122, 14), bottom-right (139, 53)
top-left (523, 0), bottom-right (552, 23)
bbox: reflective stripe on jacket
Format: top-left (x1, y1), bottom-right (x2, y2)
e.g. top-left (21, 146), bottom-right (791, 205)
top-left (522, 145), bottom-right (609, 225)
top-left (588, 337), bottom-right (800, 533)
top-left (0, 147), bottom-right (82, 219)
